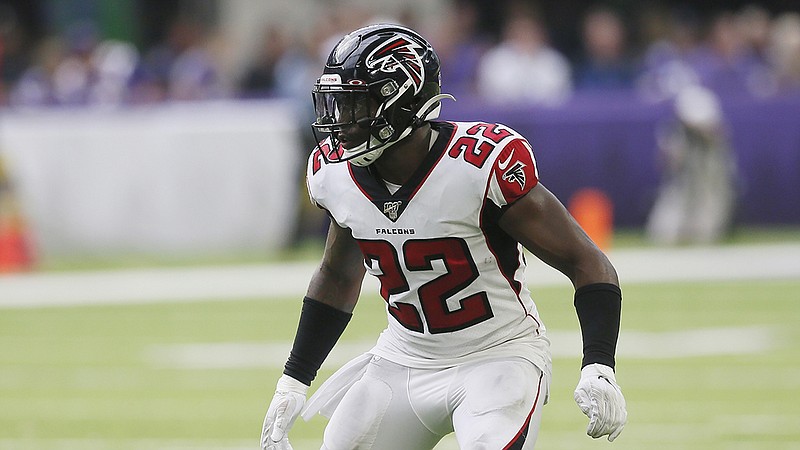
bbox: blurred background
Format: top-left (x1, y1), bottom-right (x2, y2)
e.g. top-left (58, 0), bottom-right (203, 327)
top-left (0, 0), bottom-right (798, 268)
top-left (0, 1), bottom-right (799, 449)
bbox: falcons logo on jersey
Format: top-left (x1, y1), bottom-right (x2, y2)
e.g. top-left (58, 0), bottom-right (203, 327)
top-left (366, 37), bottom-right (425, 94)
top-left (502, 161), bottom-right (528, 190)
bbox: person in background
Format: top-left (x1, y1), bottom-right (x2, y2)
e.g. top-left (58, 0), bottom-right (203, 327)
top-left (574, 7), bottom-right (638, 90)
top-left (636, 6), bottom-right (705, 101)
top-left (767, 12), bottom-right (800, 93)
top-left (430, 0), bottom-right (489, 99)
top-left (476, 6), bottom-right (572, 105)
top-left (9, 36), bottom-right (62, 107)
top-left (131, 18), bottom-right (225, 103)
top-left (691, 11), bottom-right (772, 97)
top-left (238, 25), bottom-right (291, 98)
top-left (646, 84), bottom-right (737, 245)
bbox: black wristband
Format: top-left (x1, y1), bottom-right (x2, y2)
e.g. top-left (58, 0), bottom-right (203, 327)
top-left (574, 283), bottom-right (622, 369)
top-left (283, 297), bottom-right (352, 385)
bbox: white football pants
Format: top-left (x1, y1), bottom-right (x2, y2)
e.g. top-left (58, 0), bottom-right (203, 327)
top-left (321, 355), bottom-right (547, 449)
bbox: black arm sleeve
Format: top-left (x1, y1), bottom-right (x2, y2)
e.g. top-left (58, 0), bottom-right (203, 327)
top-left (283, 297), bottom-right (352, 386)
top-left (574, 283), bottom-right (622, 369)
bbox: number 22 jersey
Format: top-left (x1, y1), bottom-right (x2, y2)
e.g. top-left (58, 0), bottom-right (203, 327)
top-left (306, 121), bottom-right (551, 374)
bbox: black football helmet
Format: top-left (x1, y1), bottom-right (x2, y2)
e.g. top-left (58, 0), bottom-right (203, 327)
top-left (312, 23), bottom-right (454, 166)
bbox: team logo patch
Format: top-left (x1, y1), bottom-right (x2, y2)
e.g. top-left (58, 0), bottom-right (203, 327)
top-left (502, 161), bottom-right (527, 190)
top-left (383, 200), bottom-right (403, 221)
top-left (366, 37), bottom-right (425, 94)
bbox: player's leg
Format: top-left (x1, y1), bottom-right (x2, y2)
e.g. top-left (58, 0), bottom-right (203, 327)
top-left (451, 358), bottom-right (547, 449)
top-left (322, 356), bottom-right (442, 450)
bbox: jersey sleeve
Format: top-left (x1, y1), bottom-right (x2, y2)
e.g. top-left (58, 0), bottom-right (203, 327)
top-left (306, 138), bottom-right (336, 210)
top-left (305, 152), bottom-right (323, 209)
top-left (486, 136), bottom-right (540, 208)
top-left (305, 138), bottom-right (346, 227)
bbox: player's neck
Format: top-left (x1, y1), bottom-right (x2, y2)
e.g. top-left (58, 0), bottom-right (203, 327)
top-left (372, 124), bottom-right (432, 185)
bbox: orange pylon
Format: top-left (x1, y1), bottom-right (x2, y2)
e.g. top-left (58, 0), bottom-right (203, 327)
top-left (568, 188), bottom-right (613, 251)
top-left (0, 155), bottom-right (34, 273)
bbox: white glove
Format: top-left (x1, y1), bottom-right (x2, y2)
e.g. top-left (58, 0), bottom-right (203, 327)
top-left (574, 363), bottom-right (627, 442)
top-left (261, 374), bottom-right (308, 450)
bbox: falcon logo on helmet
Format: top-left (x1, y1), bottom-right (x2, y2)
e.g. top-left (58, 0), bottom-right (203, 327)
top-left (366, 37), bottom-right (425, 95)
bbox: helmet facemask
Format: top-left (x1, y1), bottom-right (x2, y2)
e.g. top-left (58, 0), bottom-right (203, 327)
top-left (312, 75), bottom-right (420, 166)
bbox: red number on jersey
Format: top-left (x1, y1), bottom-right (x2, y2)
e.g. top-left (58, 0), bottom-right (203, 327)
top-left (311, 141), bottom-right (345, 174)
top-left (311, 146), bottom-right (326, 174)
top-left (448, 123), bottom-right (513, 168)
top-left (359, 240), bottom-right (423, 332)
top-left (404, 238), bottom-right (493, 333)
top-left (448, 136), bottom-right (494, 168)
top-left (358, 238), bottom-right (493, 334)
top-left (466, 122), bottom-right (512, 144)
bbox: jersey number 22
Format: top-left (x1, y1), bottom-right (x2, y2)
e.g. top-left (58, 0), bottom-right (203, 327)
top-left (359, 237), bottom-right (494, 334)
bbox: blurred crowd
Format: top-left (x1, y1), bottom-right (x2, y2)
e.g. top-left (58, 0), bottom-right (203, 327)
top-left (0, 1), bottom-right (799, 109)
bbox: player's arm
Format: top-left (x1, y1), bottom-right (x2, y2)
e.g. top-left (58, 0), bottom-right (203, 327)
top-left (284, 219), bottom-right (366, 383)
top-left (261, 221), bottom-right (365, 450)
top-left (498, 182), bottom-right (626, 442)
top-left (306, 219), bottom-right (367, 312)
top-left (498, 182), bottom-right (617, 288)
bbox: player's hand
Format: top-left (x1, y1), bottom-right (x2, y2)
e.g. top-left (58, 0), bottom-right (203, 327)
top-left (261, 374), bottom-right (308, 450)
top-left (574, 363), bottom-right (627, 441)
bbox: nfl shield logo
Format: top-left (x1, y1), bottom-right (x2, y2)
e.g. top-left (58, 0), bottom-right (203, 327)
top-left (383, 201), bottom-right (402, 221)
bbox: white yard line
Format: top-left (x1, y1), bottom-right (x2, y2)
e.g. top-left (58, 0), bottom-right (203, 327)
top-left (144, 326), bottom-right (778, 370)
top-left (1, 243), bottom-right (798, 308)
top-left (0, 439), bottom-right (256, 450)
top-left (0, 438), bottom-right (374, 450)
top-left (0, 262), bottom-right (317, 308)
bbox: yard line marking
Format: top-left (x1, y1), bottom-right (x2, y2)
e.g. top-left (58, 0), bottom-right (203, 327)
top-left (1, 243), bottom-right (798, 308)
top-left (0, 438), bottom-right (362, 450)
top-left (145, 341), bottom-right (371, 370)
top-left (144, 326), bottom-right (778, 369)
top-left (552, 326), bottom-right (778, 359)
top-left (0, 439), bottom-right (255, 450)
top-left (0, 262), bottom-right (318, 308)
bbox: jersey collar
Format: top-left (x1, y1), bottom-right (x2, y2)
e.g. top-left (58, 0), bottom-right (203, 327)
top-left (349, 121), bottom-right (455, 222)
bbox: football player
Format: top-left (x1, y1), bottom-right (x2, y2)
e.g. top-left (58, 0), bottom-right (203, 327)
top-left (261, 24), bottom-right (626, 449)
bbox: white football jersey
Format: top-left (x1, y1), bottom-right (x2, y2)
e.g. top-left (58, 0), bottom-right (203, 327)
top-left (306, 121), bottom-right (551, 373)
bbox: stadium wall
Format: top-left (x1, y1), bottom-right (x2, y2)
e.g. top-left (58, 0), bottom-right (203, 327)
top-left (0, 100), bottom-right (303, 257)
top-left (1, 92), bottom-right (797, 258)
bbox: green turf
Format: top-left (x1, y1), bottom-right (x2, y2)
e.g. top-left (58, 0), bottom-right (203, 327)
top-left (1, 279), bottom-right (798, 449)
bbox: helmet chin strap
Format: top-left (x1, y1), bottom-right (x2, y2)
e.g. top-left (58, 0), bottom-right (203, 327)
top-left (346, 128), bottom-right (411, 167)
top-left (346, 93), bottom-right (456, 167)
